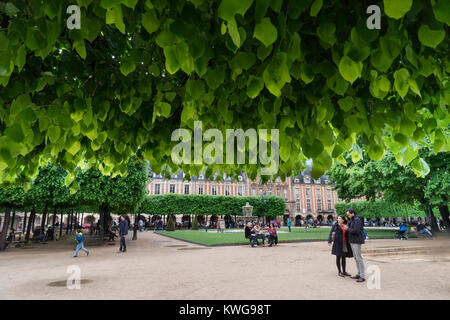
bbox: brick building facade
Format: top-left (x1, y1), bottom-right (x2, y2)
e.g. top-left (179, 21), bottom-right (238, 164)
top-left (147, 168), bottom-right (341, 226)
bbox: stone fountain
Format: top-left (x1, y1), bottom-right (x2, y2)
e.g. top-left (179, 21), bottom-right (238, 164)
top-left (238, 202), bottom-right (258, 225)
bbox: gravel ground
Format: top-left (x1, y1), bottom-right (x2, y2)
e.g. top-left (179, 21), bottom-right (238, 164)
top-left (1, 232), bottom-right (449, 300)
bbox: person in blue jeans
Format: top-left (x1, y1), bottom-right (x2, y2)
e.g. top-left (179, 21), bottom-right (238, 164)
top-left (417, 222), bottom-right (433, 237)
top-left (119, 215), bottom-right (129, 252)
top-left (74, 230), bottom-right (89, 257)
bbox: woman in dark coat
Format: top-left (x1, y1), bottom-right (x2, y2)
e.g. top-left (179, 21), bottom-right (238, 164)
top-left (328, 216), bottom-right (353, 277)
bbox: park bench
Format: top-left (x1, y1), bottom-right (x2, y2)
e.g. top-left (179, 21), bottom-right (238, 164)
top-left (407, 226), bottom-right (432, 239)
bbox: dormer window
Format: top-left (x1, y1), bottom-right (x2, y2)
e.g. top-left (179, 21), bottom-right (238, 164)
top-left (199, 175), bottom-right (204, 180)
top-left (294, 178), bottom-right (300, 183)
top-left (304, 176), bottom-right (310, 183)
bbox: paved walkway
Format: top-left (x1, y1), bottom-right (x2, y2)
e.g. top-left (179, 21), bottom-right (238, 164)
top-left (1, 232), bottom-right (449, 299)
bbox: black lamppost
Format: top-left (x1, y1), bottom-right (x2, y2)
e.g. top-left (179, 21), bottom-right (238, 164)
top-left (261, 192), bottom-right (266, 225)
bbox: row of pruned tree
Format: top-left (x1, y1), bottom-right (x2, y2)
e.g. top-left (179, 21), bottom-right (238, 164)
top-left (0, 160), bottom-right (148, 250)
top-left (330, 149), bottom-right (449, 232)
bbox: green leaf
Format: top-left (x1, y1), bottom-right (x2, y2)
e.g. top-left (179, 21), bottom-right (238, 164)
top-left (339, 56), bottom-right (362, 84)
top-left (338, 96), bottom-right (354, 112)
top-left (433, 0), bottom-right (450, 25)
top-left (399, 117), bottom-right (415, 136)
top-left (408, 79), bottom-right (421, 97)
top-left (302, 139), bottom-right (324, 158)
top-left (120, 58), bottom-right (136, 76)
top-left (67, 140), bottom-right (81, 155)
top-left (246, 76), bottom-right (264, 99)
top-left (5, 123), bottom-right (25, 143)
top-left (185, 79), bottom-right (205, 100)
top-left (155, 102), bottom-right (171, 118)
top-left (5, 2), bottom-right (20, 16)
top-left (15, 46), bottom-right (26, 72)
top-left (254, 18), bottom-right (278, 47)
top-left (286, 32), bottom-right (301, 65)
top-left (227, 18), bottom-right (241, 48)
top-left (0, 52), bottom-right (13, 77)
top-left (317, 22), bottom-right (336, 45)
top-left (410, 157), bottom-right (430, 177)
top-left (122, 0), bottom-right (138, 9)
top-left (163, 46), bottom-right (180, 74)
top-left (368, 143), bottom-right (385, 161)
top-left (254, 0), bottom-right (270, 22)
top-left (393, 68), bottom-right (410, 99)
top-left (263, 52), bottom-right (291, 97)
top-left (204, 65), bottom-right (226, 90)
top-left (311, 161), bottom-right (325, 179)
top-left (309, 0), bottom-right (323, 17)
top-left (383, 0), bottom-right (412, 19)
top-left (418, 25), bottom-right (445, 48)
top-left (73, 39), bottom-right (86, 59)
top-left (370, 49), bottom-right (393, 72)
top-left (218, 0), bottom-right (254, 21)
top-left (257, 44), bottom-right (272, 61)
top-left (142, 10), bottom-right (160, 34)
top-left (47, 126), bottom-right (61, 143)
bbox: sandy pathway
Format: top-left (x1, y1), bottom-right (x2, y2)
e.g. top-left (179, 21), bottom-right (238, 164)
top-left (1, 232), bottom-right (449, 299)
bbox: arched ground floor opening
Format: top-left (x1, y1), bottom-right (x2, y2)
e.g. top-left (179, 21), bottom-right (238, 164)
top-left (196, 215), bottom-right (205, 225)
top-left (327, 215), bottom-right (334, 225)
top-left (295, 215), bottom-right (303, 226)
top-left (283, 213), bottom-right (290, 226)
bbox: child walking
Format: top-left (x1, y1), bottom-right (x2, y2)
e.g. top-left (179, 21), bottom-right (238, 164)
top-left (74, 229), bottom-right (89, 257)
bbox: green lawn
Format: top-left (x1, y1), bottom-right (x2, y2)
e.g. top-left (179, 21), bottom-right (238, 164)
top-left (156, 227), bottom-right (398, 246)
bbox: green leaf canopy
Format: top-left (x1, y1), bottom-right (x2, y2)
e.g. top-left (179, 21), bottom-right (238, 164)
top-left (0, 0), bottom-right (448, 185)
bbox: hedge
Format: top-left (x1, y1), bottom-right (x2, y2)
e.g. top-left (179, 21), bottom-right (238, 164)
top-left (335, 200), bottom-right (426, 219)
top-left (137, 194), bottom-right (286, 217)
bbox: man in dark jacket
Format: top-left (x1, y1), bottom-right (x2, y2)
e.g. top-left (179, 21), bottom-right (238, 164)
top-left (119, 215), bottom-right (128, 252)
top-left (344, 208), bottom-right (365, 283)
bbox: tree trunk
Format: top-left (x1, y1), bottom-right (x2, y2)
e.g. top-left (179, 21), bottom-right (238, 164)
top-left (25, 208), bottom-right (35, 243)
top-left (52, 207), bottom-right (57, 228)
top-left (133, 214), bottom-right (139, 240)
top-left (70, 210), bottom-right (74, 231)
top-left (438, 205), bottom-right (450, 232)
top-left (98, 205), bottom-right (107, 244)
top-left (10, 210), bottom-right (16, 230)
top-left (22, 212), bottom-right (27, 234)
top-left (425, 205), bottom-right (439, 233)
top-left (66, 211), bottom-right (70, 235)
top-left (0, 207), bottom-right (11, 251)
top-left (59, 210), bottom-right (64, 238)
top-left (40, 205), bottom-right (48, 236)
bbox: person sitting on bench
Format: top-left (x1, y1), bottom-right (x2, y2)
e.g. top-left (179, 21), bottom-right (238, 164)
top-left (244, 222), bottom-right (256, 245)
top-left (107, 225), bottom-right (118, 241)
top-left (32, 227), bottom-right (47, 243)
top-left (267, 223), bottom-right (278, 246)
top-left (5, 228), bottom-right (15, 248)
top-left (416, 222), bottom-right (433, 237)
top-left (397, 223), bottom-right (407, 240)
top-left (251, 223), bottom-right (266, 247)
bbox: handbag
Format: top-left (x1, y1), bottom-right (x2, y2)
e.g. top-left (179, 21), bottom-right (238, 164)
top-left (342, 243), bottom-right (348, 253)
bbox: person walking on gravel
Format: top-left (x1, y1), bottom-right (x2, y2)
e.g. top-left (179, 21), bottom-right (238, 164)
top-left (119, 215), bottom-right (128, 253)
top-left (74, 229), bottom-right (89, 257)
top-left (344, 208), bottom-right (365, 283)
